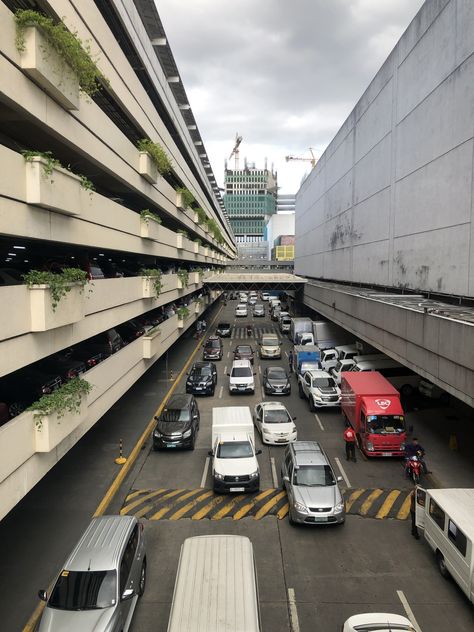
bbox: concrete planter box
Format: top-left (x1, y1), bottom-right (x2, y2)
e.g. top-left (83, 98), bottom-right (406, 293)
top-left (139, 151), bottom-right (158, 184)
top-left (193, 241), bottom-right (200, 254)
top-left (29, 283), bottom-right (85, 331)
top-left (176, 233), bottom-right (184, 249)
top-left (25, 157), bottom-right (83, 216)
top-left (142, 327), bottom-right (162, 359)
top-left (142, 276), bottom-right (161, 299)
top-left (194, 303), bottom-right (202, 314)
top-left (0, 413), bottom-right (35, 485)
top-left (193, 272), bottom-right (200, 285)
top-left (193, 211), bottom-right (200, 223)
top-left (19, 26), bottom-right (79, 110)
top-left (177, 317), bottom-right (184, 329)
top-left (204, 247), bottom-right (209, 257)
top-left (176, 191), bottom-right (189, 212)
top-left (140, 218), bottom-right (162, 240)
top-left (34, 401), bottom-right (87, 453)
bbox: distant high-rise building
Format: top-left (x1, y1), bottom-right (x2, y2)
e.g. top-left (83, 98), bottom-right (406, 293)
top-left (223, 161), bottom-right (277, 242)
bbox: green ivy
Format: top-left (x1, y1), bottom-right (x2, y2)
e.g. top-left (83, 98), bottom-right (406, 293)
top-left (137, 139), bottom-right (172, 175)
top-left (140, 268), bottom-right (162, 297)
top-left (22, 150), bottom-right (95, 192)
top-left (177, 268), bottom-right (189, 288)
top-left (145, 324), bottom-right (161, 337)
top-left (15, 10), bottom-right (108, 97)
top-left (177, 229), bottom-right (189, 238)
top-left (177, 306), bottom-right (190, 320)
top-left (29, 377), bottom-right (91, 429)
top-left (176, 187), bottom-right (195, 208)
top-left (194, 238), bottom-right (202, 246)
top-left (23, 268), bottom-right (88, 311)
top-left (195, 207), bottom-right (207, 225)
top-left (140, 209), bottom-right (162, 224)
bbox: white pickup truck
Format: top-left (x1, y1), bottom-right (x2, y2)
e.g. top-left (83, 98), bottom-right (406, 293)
top-left (297, 369), bottom-right (341, 410)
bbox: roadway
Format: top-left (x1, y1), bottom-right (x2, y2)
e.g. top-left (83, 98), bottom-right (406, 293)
top-left (0, 300), bottom-right (473, 631)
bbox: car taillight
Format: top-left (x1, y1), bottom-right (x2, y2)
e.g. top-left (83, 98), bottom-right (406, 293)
top-left (88, 358), bottom-right (97, 366)
top-left (42, 387), bottom-right (52, 394)
top-left (67, 369), bottom-right (76, 379)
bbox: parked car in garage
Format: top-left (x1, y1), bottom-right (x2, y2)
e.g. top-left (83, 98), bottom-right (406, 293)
top-left (186, 362), bottom-right (217, 396)
top-left (263, 366), bottom-right (291, 395)
top-left (116, 319), bottom-right (146, 344)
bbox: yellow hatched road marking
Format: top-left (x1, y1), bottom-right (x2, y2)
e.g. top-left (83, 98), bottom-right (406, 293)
top-left (192, 494), bottom-right (227, 520)
top-left (397, 493), bottom-right (412, 520)
top-left (120, 489), bottom-right (166, 515)
top-left (148, 489), bottom-right (187, 520)
top-left (169, 490), bottom-right (214, 520)
top-left (233, 489), bottom-right (275, 520)
top-left (211, 494), bottom-right (246, 520)
top-left (125, 490), bottom-right (147, 502)
top-left (360, 489), bottom-right (384, 515)
top-left (375, 490), bottom-right (401, 519)
top-left (277, 503), bottom-right (289, 519)
top-left (345, 489), bottom-right (365, 512)
top-left (254, 490), bottom-right (287, 520)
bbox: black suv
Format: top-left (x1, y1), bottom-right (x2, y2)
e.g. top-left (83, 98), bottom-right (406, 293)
top-left (186, 362), bottom-right (217, 396)
top-left (216, 322), bottom-right (231, 337)
top-left (203, 336), bottom-right (223, 360)
top-left (153, 394), bottom-right (200, 450)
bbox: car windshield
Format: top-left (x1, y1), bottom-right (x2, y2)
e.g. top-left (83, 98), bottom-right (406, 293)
top-left (264, 409), bottom-right (291, 423)
top-left (48, 570), bottom-right (116, 610)
top-left (161, 408), bottom-right (190, 422)
top-left (366, 415), bottom-right (405, 434)
top-left (262, 337), bottom-right (278, 346)
top-left (313, 377), bottom-right (335, 388)
top-left (231, 367), bottom-right (252, 378)
top-left (268, 368), bottom-right (286, 379)
top-left (236, 346), bottom-right (251, 354)
top-left (207, 340), bottom-right (220, 348)
top-left (194, 367), bottom-right (211, 377)
top-left (293, 465), bottom-right (336, 487)
top-left (218, 323), bottom-right (230, 329)
top-left (216, 441), bottom-right (253, 458)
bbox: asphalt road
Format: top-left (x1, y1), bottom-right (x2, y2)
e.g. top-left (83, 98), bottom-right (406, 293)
top-left (1, 299), bottom-right (473, 632)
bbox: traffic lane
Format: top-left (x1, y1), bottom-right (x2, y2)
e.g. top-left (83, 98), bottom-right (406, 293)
top-left (131, 518), bottom-right (290, 632)
top-left (278, 514), bottom-right (474, 632)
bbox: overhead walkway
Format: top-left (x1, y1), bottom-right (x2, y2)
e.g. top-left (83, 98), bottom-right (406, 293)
top-left (204, 271), bottom-right (306, 291)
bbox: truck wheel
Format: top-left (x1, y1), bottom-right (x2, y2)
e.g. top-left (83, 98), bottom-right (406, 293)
top-left (298, 384), bottom-right (304, 399)
top-left (436, 552), bottom-right (449, 578)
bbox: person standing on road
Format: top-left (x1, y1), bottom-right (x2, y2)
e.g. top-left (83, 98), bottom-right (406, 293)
top-left (344, 426), bottom-right (357, 462)
top-left (410, 489), bottom-right (420, 539)
top-left (288, 349), bottom-right (294, 373)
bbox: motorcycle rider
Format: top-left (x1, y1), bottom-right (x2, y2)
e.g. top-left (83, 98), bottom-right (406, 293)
top-left (405, 437), bottom-right (428, 476)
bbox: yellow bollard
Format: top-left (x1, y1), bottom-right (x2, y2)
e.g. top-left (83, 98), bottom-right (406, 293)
top-left (449, 433), bottom-right (458, 451)
top-left (115, 439), bottom-right (127, 464)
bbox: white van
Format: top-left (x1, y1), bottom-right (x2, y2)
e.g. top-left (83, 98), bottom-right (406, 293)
top-left (415, 488), bottom-right (474, 603)
top-left (351, 357), bottom-right (420, 396)
top-left (167, 535), bottom-right (261, 632)
top-left (228, 359), bottom-right (255, 394)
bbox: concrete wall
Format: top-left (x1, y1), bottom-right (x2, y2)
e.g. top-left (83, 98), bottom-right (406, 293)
top-left (295, 0), bottom-right (474, 297)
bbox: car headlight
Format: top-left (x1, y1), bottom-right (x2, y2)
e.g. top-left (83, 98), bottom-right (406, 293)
top-left (366, 441), bottom-right (374, 451)
top-left (400, 442), bottom-right (406, 450)
top-left (314, 395), bottom-right (322, 401)
top-left (262, 428), bottom-right (271, 435)
top-left (214, 472), bottom-right (224, 480)
top-left (334, 502), bottom-right (345, 513)
top-left (294, 501), bottom-right (308, 513)
top-left (153, 430), bottom-right (161, 438)
top-left (182, 429), bottom-right (192, 439)
top-left (291, 426), bottom-right (297, 433)
top-left (249, 470), bottom-right (259, 479)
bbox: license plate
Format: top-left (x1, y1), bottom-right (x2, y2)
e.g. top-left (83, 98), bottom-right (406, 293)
top-left (311, 516), bottom-right (328, 522)
top-left (195, 387), bottom-right (202, 391)
top-left (382, 452), bottom-right (392, 456)
top-left (276, 438), bottom-right (287, 443)
top-left (230, 487), bottom-right (245, 492)
top-left (166, 444), bottom-right (177, 448)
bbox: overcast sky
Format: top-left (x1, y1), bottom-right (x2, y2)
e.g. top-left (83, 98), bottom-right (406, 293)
top-left (156, 0), bottom-right (424, 194)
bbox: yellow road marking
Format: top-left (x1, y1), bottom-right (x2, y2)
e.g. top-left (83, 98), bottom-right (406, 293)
top-left (170, 490), bottom-right (214, 520)
top-left (125, 489), bottom-right (147, 502)
top-left (192, 494), bottom-right (227, 520)
top-left (120, 489), bottom-right (166, 515)
top-left (254, 490), bottom-right (287, 520)
top-left (148, 489), bottom-right (187, 520)
top-left (277, 503), bottom-right (289, 519)
top-left (233, 489), bottom-right (275, 520)
top-left (345, 489), bottom-right (365, 512)
top-left (375, 490), bottom-right (401, 519)
top-left (397, 493), bottom-right (412, 520)
top-left (211, 494), bottom-right (246, 520)
top-left (360, 489), bottom-right (384, 515)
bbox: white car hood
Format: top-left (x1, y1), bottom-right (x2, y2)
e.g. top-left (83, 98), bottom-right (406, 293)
top-left (214, 456), bottom-right (258, 476)
top-left (262, 421), bottom-right (294, 436)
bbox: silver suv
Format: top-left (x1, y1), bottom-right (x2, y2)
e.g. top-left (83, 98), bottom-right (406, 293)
top-left (281, 441), bottom-right (345, 525)
top-left (38, 515), bottom-right (146, 631)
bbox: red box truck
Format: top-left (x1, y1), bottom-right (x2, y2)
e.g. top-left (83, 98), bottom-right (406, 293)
top-left (341, 371), bottom-right (406, 457)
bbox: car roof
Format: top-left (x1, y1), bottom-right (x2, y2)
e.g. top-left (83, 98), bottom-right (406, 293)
top-left (291, 441), bottom-right (327, 466)
top-left (261, 401), bottom-right (288, 410)
top-left (193, 362), bottom-right (213, 369)
top-left (165, 393), bottom-right (193, 409)
top-left (232, 359), bottom-right (251, 368)
top-left (305, 370), bottom-right (331, 378)
top-left (207, 335), bottom-right (220, 341)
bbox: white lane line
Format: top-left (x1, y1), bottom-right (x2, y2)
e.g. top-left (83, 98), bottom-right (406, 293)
top-left (314, 413), bottom-right (325, 431)
top-left (226, 351), bottom-right (230, 358)
top-left (200, 457), bottom-right (210, 488)
top-left (284, 350), bottom-right (288, 357)
top-left (258, 365), bottom-right (262, 374)
top-left (334, 457), bottom-right (351, 488)
top-left (397, 590), bottom-right (422, 632)
top-left (270, 457), bottom-right (278, 488)
top-left (224, 366), bottom-right (227, 375)
top-left (218, 386), bottom-right (223, 399)
top-left (287, 588), bottom-right (300, 632)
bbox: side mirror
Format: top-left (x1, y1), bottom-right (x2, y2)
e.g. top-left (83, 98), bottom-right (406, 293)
top-left (253, 372), bottom-right (257, 376)
top-left (292, 416), bottom-right (297, 421)
top-left (193, 414), bottom-right (199, 420)
top-left (154, 415), bottom-right (159, 421)
top-left (38, 589), bottom-right (47, 602)
top-left (283, 475), bottom-right (289, 482)
top-left (122, 588), bottom-right (134, 601)
top-left (227, 373), bottom-right (230, 377)
top-left (337, 476), bottom-right (343, 482)
top-left (256, 449), bottom-right (262, 455)
top-left (208, 450), bottom-right (214, 457)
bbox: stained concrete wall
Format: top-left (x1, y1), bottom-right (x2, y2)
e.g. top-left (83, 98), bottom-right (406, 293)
top-left (295, 0), bottom-right (474, 298)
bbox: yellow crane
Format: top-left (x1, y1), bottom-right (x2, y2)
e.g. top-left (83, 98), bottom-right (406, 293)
top-left (229, 133), bottom-right (243, 169)
top-left (285, 147), bottom-right (317, 168)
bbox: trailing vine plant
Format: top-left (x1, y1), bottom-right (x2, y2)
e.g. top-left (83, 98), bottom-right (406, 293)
top-left (195, 207), bottom-right (207, 225)
top-left (137, 139), bottom-right (172, 175)
top-left (140, 209), bottom-right (162, 225)
top-left (177, 306), bottom-right (190, 320)
top-left (22, 150), bottom-right (95, 193)
top-left (28, 377), bottom-right (91, 430)
top-left (176, 187), bottom-right (195, 208)
top-left (177, 229), bottom-right (189, 238)
top-left (177, 268), bottom-right (189, 288)
top-left (15, 10), bottom-right (108, 97)
top-left (140, 268), bottom-right (162, 297)
top-left (23, 268), bottom-right (88, 312)
top-left (145, 324), bottom-right (161, 338)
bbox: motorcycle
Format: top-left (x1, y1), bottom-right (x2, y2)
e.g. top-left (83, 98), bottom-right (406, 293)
top-left (405, 453), bottom-right (423, 484)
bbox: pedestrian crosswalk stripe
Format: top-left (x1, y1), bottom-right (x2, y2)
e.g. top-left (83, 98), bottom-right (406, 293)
top-left (121, 488), bottom-right (413, 521)
top-left (232, 324), bottom-right (279, 339)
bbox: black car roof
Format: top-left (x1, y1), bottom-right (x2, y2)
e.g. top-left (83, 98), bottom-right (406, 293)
top-left (164, 394), bottom-right (193, 409)
top-left (193, 362), bottom-right (214, 369)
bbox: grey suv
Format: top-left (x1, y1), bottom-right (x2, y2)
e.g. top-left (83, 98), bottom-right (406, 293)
top-left (281, 441), bottom-right (345, 525)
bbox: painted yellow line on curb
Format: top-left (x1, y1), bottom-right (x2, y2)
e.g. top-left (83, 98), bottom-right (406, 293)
top-left (233, 489), bottom-right (275, 520)
top-left (120, 489), bottom-right (166, 515)
top-left (360, 489), bottom-right (384, 515)
top-left (375, 490), bottom-right (401, 520)
top-left (345, 489), bottom-right (365, 513)
top-left (397, 493), bottom-right (412, 520)
top-left (254, 490), bottom-right (287, 520)
top-left (211, 494), bottom-right (246, 520)
top-left (192, 494), bottom-right (227, 520)
top-left (169, 490), bottom-right (214, 520)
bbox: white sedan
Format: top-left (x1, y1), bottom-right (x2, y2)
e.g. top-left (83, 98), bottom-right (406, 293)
top-left (343, 613), bottom-right (415, 631)
top-left (253, 402), bottom-right (297, 445)
top-left (235, 303), bottom-right (248, 317)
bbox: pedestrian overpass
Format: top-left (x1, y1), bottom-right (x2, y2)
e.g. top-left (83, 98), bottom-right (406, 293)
top-left (204, 271), bottom-right (306, 292)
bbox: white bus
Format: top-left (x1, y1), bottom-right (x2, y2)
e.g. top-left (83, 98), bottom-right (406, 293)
top-left (351, 357), bottom-right (420, 396)
top-left (167, 535), bottom-right (261, 632)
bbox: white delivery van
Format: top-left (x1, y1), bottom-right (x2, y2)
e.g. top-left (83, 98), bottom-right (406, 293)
top-left (209, 406), bottom-right (261, 493)
top-left (415, 487), bottom-right (474, 603)
top-left (167, 535), bottom-right (261, 632)
top-left (351, 357), bottom-right (420, 396)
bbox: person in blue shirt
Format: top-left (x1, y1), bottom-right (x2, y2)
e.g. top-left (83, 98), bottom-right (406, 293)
top-left (405, 437), bottom-right (428, 475)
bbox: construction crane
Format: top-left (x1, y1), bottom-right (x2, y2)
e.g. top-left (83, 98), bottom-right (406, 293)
top-left (285, 147), bottom-right (317, 168)
top-left (229, 133), bottom-right (243, 169)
